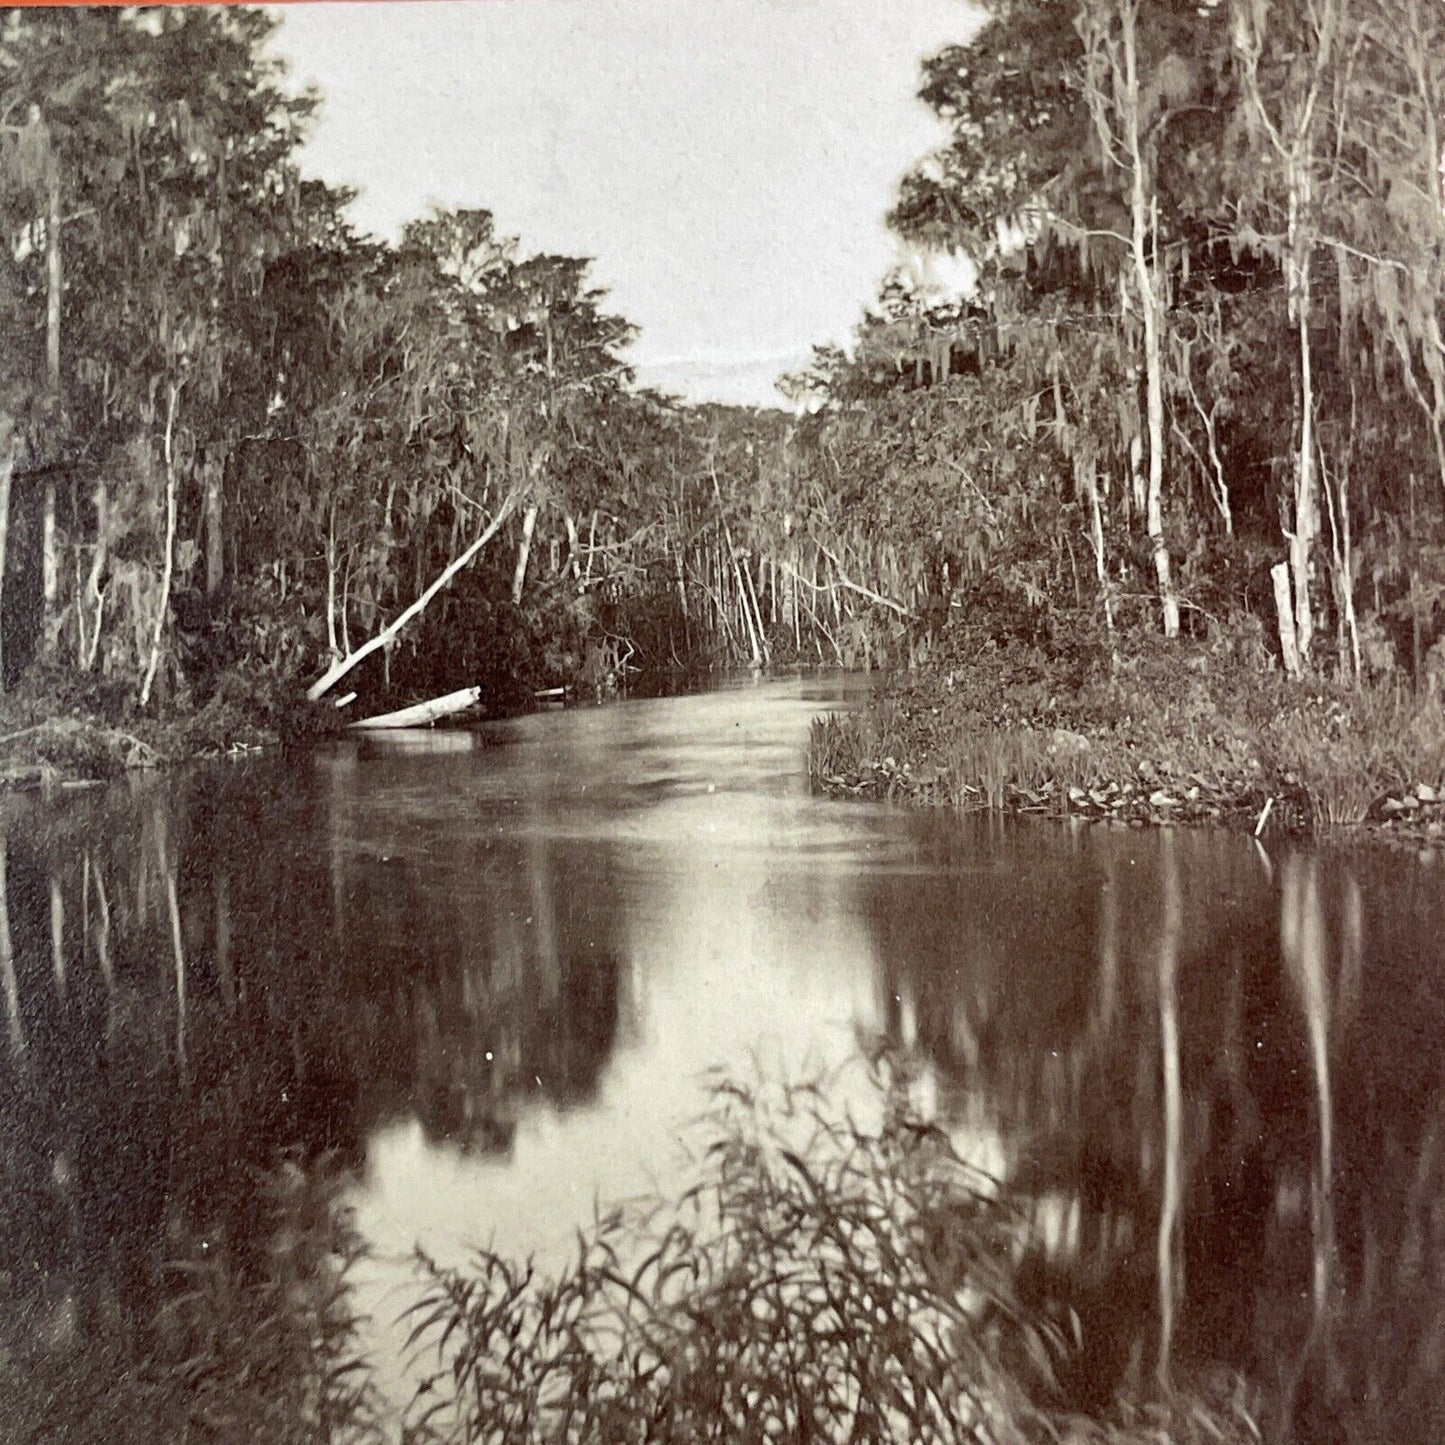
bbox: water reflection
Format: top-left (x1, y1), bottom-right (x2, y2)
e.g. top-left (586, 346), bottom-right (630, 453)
top-left (0, 678), bottom-right (1443, 1444)
top-left (869, 818), bottom-right (1445, 1439)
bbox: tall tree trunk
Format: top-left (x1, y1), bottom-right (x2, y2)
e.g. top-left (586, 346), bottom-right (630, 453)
top-left (0, 427), bottom-right (13, 691)
top-left (565, 512), bottom-right (583, 585)
top-left (1289, 185), bottom-right (1319, 667)
top-left (43, 164), bottom-right (61, 658)
top-left (325, 504), bottom-right (340, 663)
top-left (83, 480), bottom-right (107, 672)
top-left (1234, 0), bottom-right (1338, 671)
top-left (511, 503), bottom-right (539, 604)
top-left (139, 383), bottom-right (180, 710)
top-left (1122, 6), bottom-right (1180, 638)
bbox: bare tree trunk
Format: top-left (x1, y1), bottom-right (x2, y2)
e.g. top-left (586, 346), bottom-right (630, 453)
top-left (307, 495), bottom-right (517, 702)
top-left (565, 512), bottom-right (582, 584)
top-left (1321, 432), bottom-right (1360, 681)
top-left (340, 559), bottom-right (352, 658)
top-left (1084, 463), bottom-right (1115, 639)
top-left (0, 428), bottom-right (13, 691)
top-left (673, 536), bottom-right (689, 619)
top-left (1122, 7), bottom-right (1179, 639)
top-left (733, 551), bottom-right (764, 666)
top-left (1290, 234), bottom-right (1319, 666)
top-left (139, 383), bottom-right (180, 710)
top-left (1234, 0), bottom-right (1339, 669)
top-left (1272, 561), bottom-right (1303, 676)
top-left (325, 503), bottom-right (340, 663)
top-left (43, 165), bottom-right (62, 658)
top-left (82, 481), bottom-right (108, 672)
top-left (511, 503), bottom-right (539, 604)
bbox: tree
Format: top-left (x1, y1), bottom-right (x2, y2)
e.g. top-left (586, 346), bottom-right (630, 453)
top-left (1230, 0), bottom-right (1350, 672)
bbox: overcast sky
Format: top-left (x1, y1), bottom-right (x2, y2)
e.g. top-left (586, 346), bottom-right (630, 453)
top-left (272, 0), bottom-right (981, 407)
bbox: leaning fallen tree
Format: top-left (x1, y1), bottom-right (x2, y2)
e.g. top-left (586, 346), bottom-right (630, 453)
top-left (306, 496), bottom-right (517, 703)
top-left (348, 686), bottom-right (482, 731)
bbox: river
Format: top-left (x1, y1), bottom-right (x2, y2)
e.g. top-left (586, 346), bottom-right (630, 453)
top-left (2, 675), bottom-right (1443, 1441)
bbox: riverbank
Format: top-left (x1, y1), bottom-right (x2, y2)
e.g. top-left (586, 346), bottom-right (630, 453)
top-left (810, 637), bottom-right (1445, 846)
top-left (0, 668), bottom-right (331, 791)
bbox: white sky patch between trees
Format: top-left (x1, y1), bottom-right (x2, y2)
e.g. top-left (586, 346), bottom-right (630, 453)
top-left (271, 0), bottom-right (982, 407)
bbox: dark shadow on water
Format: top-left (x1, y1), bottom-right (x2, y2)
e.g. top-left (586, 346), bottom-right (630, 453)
top-left (864, 815), bottom-right (1445, 1442)
top-left (0, 760), bottom-right (628, 1441)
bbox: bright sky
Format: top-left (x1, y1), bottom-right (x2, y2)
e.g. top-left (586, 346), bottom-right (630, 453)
top-left (271, 0), bottom-right (981, 407)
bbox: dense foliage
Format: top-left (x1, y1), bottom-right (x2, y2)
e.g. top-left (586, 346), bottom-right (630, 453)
top-left (0, 8), bottom-right (835, 724)
top-left (4, 0), bottom-right (1444, 718)
top-left (783, 0), bottom-right (1445, 684)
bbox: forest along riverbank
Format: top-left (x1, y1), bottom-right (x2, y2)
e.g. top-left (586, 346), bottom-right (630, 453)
top-left (810, 636), bottom-right (1445, 846)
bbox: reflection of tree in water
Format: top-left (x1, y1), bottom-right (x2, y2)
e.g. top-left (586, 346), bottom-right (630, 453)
top-left (864, 820), bottom-right (1445, 1439)
top-left (0, 758), bottom-right (627, 1428)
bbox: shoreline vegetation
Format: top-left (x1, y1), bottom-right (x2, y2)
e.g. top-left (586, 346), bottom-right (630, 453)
top-left (808, 635), bottom-right (1445, 850)
top-left (12, 629), bottom-right (1445, 854)
top-left (0, 667), bottom-right (327, 792)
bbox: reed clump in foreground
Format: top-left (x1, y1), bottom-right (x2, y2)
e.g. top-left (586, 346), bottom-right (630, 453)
top-left (402, 1063), bottom-right (1256, 1445)
top-left (1, 1063), bottom-right (1257, 1445)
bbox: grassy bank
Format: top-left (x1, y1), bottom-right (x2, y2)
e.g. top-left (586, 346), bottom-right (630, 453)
top-left (0, 666), bottom-right (336, 791)
top-left (811, 635), bottom-right (1445, 843)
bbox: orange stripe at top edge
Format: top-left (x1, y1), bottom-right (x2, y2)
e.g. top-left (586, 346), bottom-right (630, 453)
top-left (4, 1), bottom-right (477, 7)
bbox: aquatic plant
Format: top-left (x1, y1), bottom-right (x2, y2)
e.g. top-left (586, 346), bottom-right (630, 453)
top-left (401, 1063), bottom-right (1258, 1445)
top-left (1258, 683), bottom-right (1445, 827)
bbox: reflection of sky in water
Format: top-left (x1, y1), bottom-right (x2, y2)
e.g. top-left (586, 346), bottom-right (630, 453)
top-left (330, 677), bottom-right (1435, 1435)
top-left (344, 678), bottom-right (893, 1401)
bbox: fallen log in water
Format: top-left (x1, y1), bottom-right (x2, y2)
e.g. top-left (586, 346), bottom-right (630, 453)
top-left (348, 686), bottom-right (481, 731)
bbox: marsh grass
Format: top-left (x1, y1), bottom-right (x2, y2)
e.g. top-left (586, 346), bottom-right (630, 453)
top-left (943, 726), bottom-right (1063, 810)
top-left (1259, 685), bottom-right (1445, 826)
top-left (809, 699), bottom-right (910, 788)
top-left (814, 639), bottom-right (1445, 835)
top-left (809, 713), bottom-right (864, 787)
top-left (400, 1064), bottom-right (1257, 1445)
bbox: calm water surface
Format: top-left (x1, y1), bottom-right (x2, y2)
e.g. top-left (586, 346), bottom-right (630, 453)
top-left (4, 674), bottom-right (1445, 1439)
